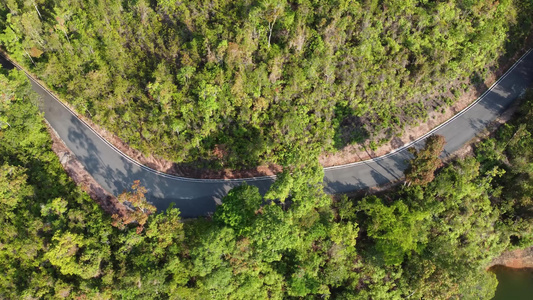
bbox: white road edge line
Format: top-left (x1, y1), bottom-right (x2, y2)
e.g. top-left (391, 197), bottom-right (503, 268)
top-left (2, 48), bottom-right (531, 183)
top-left (326, 48), bottom-right (533, 171)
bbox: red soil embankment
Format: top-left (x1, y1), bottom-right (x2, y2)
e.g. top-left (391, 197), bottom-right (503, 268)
top-left (489, 247), bottom-right (533, 269)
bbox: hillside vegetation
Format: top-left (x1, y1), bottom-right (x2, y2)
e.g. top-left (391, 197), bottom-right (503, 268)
top-left (2, 57), bottom-right (533, 299)
top-left (1, 0), bottom-right (532, 169)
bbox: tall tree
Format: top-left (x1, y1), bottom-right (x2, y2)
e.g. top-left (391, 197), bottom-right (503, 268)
top-left (405, 135), bottom-right (446, 186)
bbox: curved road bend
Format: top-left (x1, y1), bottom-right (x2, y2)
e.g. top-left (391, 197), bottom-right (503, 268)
top-left (1, 50), bottom-right (533, 217)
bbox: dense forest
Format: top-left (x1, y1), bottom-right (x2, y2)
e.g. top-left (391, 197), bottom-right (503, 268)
top-left (1, 0), bottom-right (532, 169)
top-left (2, 60), bottom-right (533, 298)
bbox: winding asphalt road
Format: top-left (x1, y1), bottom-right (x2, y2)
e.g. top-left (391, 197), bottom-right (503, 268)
top-left (2, 50), bottom-right (533, 217)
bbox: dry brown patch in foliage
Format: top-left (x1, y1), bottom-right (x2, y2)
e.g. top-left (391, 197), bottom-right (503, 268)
top-left (112, 180), bottom-right (156, 234)
top-left (404, 135), bottom-right (446, 186)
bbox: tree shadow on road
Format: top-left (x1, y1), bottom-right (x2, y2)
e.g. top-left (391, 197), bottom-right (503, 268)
top-left (66, 115), bottom-right (267, 218)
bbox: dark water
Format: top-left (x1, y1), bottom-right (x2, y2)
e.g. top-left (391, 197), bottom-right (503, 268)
top-left (492, 266), bottom-right (533, 300)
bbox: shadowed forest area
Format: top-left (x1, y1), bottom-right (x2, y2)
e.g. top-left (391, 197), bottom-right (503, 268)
top-left (1, 0), bottom-right (532, 170)
top-left (2, 56), bottom-right (533, 298)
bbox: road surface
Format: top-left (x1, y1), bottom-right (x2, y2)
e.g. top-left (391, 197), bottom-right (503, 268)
top-left (1, 50), bottom-right (533, 217)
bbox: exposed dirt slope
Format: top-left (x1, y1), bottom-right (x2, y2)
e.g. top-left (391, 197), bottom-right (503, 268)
top-left (489, 247), bottom-right (533, 269)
